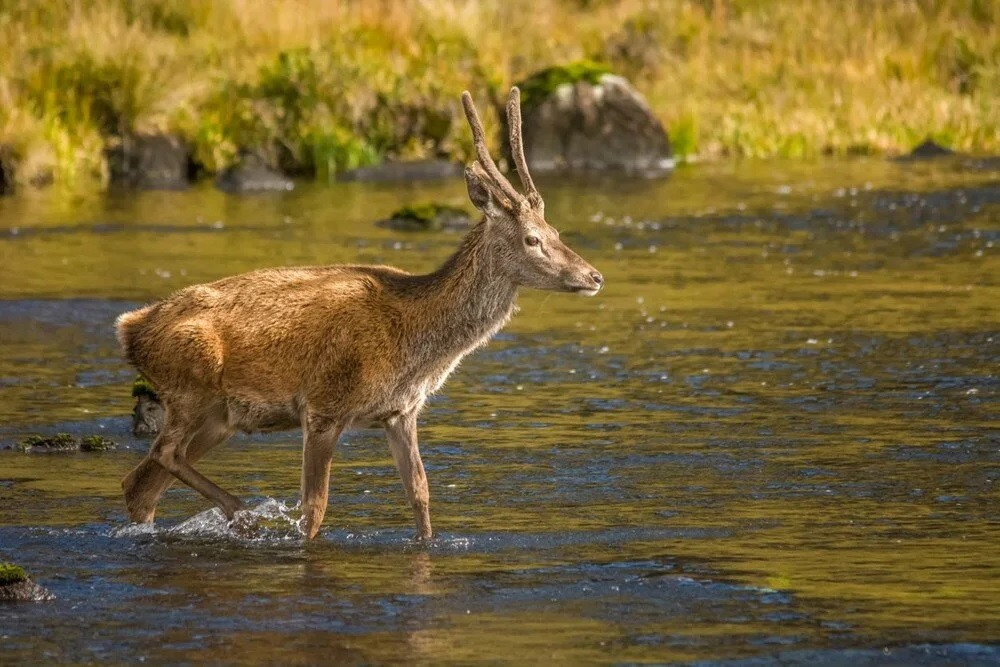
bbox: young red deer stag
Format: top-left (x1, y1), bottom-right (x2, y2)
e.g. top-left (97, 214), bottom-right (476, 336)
top-left (116, 87), bottom-right (604, 540)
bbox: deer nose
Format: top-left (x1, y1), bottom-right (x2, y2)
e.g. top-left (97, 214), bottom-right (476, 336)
top-left (590, 271), bottom-right (604, 287)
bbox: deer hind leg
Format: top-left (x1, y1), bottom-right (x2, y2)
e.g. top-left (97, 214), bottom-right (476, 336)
top-left (300, 414), bottom-right (345, 540)
top-left (129, 399), bottom-right (243, 520)
top-left (122, 406), bottom-right (233, 523)
top-left (385, 411), bottom-right (432, 540)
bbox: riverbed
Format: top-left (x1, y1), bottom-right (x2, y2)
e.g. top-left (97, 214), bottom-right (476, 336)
top-left (0, 159), bottom-right (997, 664)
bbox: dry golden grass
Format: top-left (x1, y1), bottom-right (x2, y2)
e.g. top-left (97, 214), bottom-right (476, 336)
top-left (0, 0), bottom-right (997, 188)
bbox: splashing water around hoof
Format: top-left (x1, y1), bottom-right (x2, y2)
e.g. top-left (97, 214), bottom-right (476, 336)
top-left (113, 498), bottom-right (303, 543)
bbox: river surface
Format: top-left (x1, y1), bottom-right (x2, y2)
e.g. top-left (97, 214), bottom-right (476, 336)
top-left (0, 159), bottom-right (998, 664)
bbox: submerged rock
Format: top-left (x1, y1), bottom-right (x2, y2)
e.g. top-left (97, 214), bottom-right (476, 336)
top-left (132, 374), bottom-right (164, 437)
top-left (340, 159), bottom-right (462, 182)
top-left (16, 433), bottom-right (117, 452)
top-left (511, 63), bottom-right (673, 176)
top-left (376, 203), bottom-right (474, 232)
top-left (80, 435), bottom-right (116, 452)
top-left (216, 154), bottom-right (294, 193)
top-left (17, 433), bottom-right (77, 452)
top-left (0, 563), bottom-right (53, 602)
top-left (107, 133), bottom-right (193, 189)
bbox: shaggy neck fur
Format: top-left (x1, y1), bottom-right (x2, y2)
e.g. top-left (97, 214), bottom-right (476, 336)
top-left (410, 220), bottom-right (518, 356)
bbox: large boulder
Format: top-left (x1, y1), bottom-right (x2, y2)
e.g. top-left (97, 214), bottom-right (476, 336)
top-left (339, 159), bottom-right (462, 182)
top-left (216, 153), bottom-right (294, 193)
top-left (107, 133), bottom-right (193, 189)
top-left (511, 65), bottom-right (673, 176)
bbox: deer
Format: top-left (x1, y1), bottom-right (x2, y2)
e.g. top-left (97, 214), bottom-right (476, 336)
top-left (115, 87), bottom-right (604, 540)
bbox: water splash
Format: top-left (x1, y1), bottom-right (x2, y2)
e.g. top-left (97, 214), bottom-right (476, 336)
top-left (112, 498), bottom-right (304, 543)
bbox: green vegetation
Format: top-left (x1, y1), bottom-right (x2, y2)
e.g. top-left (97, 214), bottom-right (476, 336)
top-left (16, 433), bottom-right (117, 452)
top-left (80, 435), bottom-right (117, 452)
top-left (516, 62), bottom-right (612, 110)
top-left (17, 433), bottom-right (77, 452)
top-left (131, 374), bottom-right (158, 400)
top-left (382, 203), bottom-right (473, 231)
top-left (0, 563), bottom-right (28, 585)
top-left (0, 0), bottom-right (997, 188)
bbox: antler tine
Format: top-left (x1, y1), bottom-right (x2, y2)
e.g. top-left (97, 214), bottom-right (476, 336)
top-left (461, 91), bottom-right (522, 204)
top-left (506, 87), bottom-right (543, 210)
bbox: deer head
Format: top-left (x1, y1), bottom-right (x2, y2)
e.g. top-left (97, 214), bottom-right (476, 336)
top-left (461, 88), bottom-right (604, 296)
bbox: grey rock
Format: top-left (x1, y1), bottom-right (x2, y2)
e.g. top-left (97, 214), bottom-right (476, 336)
top-left (339, 159), bottom-right (463, 183)
top-left (513, 74), bottom-right (673, 176)
top-left (133, 394), bottom-right (165, 437)
top-left (107, 134), bottom-right (193, 189)
top-left (896, 139), bottom-right (955, 161)
top-left (376, 203), bottom-right (474, 232)
top-left (216, 155), bottom-right (294, 193)
top-left (0, 579), bottom-right (54, 602)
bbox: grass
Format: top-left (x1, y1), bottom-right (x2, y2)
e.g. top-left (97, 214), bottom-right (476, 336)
top-left (0, 0), bottom-right (997, 189)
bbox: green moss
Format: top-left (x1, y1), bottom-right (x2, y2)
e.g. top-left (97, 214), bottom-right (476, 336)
top-left (386, 203), bottom-right (472, 231)
top-left (0, 563), bottom-right (28, 585)
top-left (80, 435), bottom-right (116, 452)
top-left (131, 374), bottom-right (158, 400)
top-left (396, 203), bottom-right (466, 223)
top-left (17, 433), bottom-right (77, 452)
top-left (516, 61), bottom-right (613, 110)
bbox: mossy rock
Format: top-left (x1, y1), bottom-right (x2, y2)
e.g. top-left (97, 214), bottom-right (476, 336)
top-left (508, 65), bottom-right (672, 176)
top-left (516, 61), bottom-right (612, 110)
top-left (0, 563), bottom-right (27, 585)
top-left (80, 435), bottom-right (117, 452)
top-left (376, 203), bottom-right (474, 232)
top-left (895, 138), bottom-right (957, 162)
top-left (0, 563), bottom-right (53, 602)
top-left (131, 374), bottom-right (159, 400)
top-left (17, 433), bottom-right (77, 452)
top-left (16, 433), bottom-right (117, 452)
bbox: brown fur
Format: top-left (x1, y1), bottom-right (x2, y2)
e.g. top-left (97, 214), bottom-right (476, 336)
top-left (117, 88), bottom-right (603, 539)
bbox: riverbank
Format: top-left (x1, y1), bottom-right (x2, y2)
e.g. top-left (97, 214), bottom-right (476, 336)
top-left (1, 0), bottom-right (997, 190)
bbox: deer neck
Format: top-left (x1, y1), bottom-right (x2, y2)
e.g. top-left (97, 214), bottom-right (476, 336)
top-left (417, 221), bottom-right (518, 350)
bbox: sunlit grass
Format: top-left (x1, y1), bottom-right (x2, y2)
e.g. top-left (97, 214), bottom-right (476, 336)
top-left (0, 0), bottom-right (997, 188)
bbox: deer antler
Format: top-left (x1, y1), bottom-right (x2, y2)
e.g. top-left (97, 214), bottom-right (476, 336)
top-left (461, 91), bottom-right (523, 207)
top-left (506, 87), bottom-right (543, 212)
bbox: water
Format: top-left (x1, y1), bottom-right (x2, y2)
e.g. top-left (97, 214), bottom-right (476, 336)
top-left (0, 159), bottom-right (997, 664)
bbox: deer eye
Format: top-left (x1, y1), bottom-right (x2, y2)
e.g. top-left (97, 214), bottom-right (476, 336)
top-left (525, 235), bottom-right (541, 247)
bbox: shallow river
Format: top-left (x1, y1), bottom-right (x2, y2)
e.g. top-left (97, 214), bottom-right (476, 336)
top-left (0, 159), bottom-right (997, 664)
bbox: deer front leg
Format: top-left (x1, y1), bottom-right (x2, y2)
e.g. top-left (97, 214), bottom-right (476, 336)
top-left (300, 415), bottom-right (344, 539)
top-left (385, 411), bottom-right (432, 540)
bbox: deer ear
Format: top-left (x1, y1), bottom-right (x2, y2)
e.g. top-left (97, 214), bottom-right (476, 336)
top-left (465, 164), bottom-right (503, 218)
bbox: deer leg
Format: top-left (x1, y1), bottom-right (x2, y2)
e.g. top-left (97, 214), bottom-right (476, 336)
top-left (300, 415), bottom-right (344, 539)
top-left (140, 405), bottom-right (244, 520)
top-left (385, 412), bottom-right (432, 540)
top-left (122, 411), bottom-right (233, 523)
